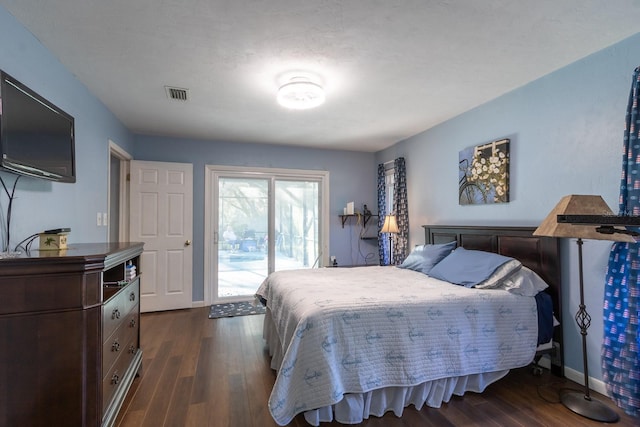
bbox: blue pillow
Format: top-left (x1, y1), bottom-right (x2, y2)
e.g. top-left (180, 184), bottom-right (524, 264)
top-left (398, 241), bottom-right (456, 274)
top-left (428, 247), bottom-right (515, 288)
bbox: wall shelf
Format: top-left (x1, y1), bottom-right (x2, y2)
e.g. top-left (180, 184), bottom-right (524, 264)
top-left (339, 213), bottom-right (378, 228)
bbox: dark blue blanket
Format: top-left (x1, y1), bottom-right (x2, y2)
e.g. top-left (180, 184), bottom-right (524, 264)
top-left (535, 291), bottom-right (554, 345)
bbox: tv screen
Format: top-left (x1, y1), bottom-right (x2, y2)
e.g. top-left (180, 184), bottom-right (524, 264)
top-left (0, 71), bottom-right (75, 183)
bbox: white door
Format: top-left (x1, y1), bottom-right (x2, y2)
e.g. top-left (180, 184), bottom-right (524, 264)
top-left (130, 160), bottom-right (193, 312)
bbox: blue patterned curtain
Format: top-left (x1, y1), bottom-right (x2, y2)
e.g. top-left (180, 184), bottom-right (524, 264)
top-left (377, 163), bottom-right (388, 265)
top-left (393, 157), bottom-right (409, 264)
top-left (602, 66), bottom-right (640, 418)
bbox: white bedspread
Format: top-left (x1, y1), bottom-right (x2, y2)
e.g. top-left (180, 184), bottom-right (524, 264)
top-left (256, 266), bottom-right (539, 425)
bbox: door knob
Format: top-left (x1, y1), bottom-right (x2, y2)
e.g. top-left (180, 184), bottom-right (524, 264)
top-left (185, 240), bottom-right (191, 246)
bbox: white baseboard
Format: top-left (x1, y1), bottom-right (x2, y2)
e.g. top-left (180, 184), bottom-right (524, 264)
top-left (191, 300), bottom-right (205, 308)
top-left (531, 356), bottom-right (609, 397)
top-left (563, 365), bottom-right (608, 396)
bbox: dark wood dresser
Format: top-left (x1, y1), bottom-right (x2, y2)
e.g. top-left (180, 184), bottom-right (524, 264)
top-left (0, 242), bottom-right (144, 427)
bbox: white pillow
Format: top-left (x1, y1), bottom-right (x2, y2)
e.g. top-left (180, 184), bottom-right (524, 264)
top-left (474, 259), bottom-right (522, 289)
top-left (497, 266), bottom-right (549, 296)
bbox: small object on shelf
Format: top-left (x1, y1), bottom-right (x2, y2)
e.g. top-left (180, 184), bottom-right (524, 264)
top-left (346, 202), bottom-right (354, 215)
top-left (43, 227), bottom-right (71, 234)
top-left (38, 230), bottom-right (69, 250)
top-left (104, 280), bottom-right (129, 287)
top-left (0, 251), bottom-right (21, 259)
top-left (126, 261), bottom-right (137, 280)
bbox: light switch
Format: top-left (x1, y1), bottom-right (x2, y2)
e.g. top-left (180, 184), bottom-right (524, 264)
top-left (97, 212), bottom-right (102, 226)
top-left (102, 212), bottom-right (108, 226)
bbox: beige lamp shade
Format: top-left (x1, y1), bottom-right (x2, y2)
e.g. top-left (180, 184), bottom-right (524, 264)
top-left (533, 195), bottom-right (635, 242)
top-left (381, 215), bottom-right (399, 234)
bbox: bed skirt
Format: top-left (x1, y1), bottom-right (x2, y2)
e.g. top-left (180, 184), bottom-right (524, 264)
top-left (263, 309), bottom-right (510, 426)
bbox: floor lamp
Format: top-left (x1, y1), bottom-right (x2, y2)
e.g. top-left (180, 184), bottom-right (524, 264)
top-left (381, 214), bottom-right (398, 265)
top-left (533, 195), bottom-right (633, 423)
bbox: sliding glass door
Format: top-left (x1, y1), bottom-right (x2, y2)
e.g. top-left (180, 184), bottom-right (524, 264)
top-left (207, 167), bottom-right (328, 303)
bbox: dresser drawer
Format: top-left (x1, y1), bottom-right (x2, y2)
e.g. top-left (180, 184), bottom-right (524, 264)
top-left (102, 307), bottom-right (139, 375)
top-left (0, 271), bottom-right (101, 315)
top-left (102, 289), bottom-right (125, 339)
top-left (102, 280), bottom-right (138, 339)
top-left (102, 339), bottom-right (140, 411)
top-left (122, 279), bottom-right (139, 316)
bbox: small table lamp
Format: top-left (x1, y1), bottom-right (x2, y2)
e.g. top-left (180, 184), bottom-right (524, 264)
top-left (533, 194), bottom-right (633, 422)
top-left (381, 214), bottom-right (399, 264)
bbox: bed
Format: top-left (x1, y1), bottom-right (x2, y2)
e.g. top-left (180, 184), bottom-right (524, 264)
top-left (256, 225), bottom-right (563, 426)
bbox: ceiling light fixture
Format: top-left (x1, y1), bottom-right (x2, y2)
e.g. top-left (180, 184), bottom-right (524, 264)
top-left (277, 77), bottom-right (325, 110)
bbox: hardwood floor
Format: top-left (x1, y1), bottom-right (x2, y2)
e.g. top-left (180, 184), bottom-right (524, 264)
top-left (115, 307), bottom-right (638, 427)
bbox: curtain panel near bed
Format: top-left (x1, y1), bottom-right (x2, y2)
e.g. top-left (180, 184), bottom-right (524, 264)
top-left (393, 157), bottom-right (409, 264)
top-left (603, 66), bottom-right (640, 417)
top-left (377, 163), bottom-right (388, 265)
top-left (377, 157), bottom-right (409, 265)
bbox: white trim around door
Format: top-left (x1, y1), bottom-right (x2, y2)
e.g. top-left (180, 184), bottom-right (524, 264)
top-left (108, 140), bottom-right (132, 243)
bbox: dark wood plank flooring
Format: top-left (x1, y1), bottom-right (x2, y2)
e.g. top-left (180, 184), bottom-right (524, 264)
top-left (115, 307), bottom-right (638, 427)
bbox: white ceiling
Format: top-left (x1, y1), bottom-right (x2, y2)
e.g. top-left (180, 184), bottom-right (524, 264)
top-left (2, 1), bottom-right (640, 152)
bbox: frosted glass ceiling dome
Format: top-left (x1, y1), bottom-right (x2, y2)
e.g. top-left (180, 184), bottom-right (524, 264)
top-left (277, 77), bottom-right (325, 110)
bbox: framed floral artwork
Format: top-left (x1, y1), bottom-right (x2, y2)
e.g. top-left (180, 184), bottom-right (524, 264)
top-left (458, 138), bottom-right (510, 205)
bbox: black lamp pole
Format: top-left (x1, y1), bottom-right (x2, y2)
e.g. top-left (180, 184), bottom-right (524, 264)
top-left (560, 238), bottom-right (619, 422)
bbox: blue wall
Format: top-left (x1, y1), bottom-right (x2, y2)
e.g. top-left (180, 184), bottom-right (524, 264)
top-left (133, 136), bottom-right (379, 301)
top-left (376, 32), bottom-right (640, 384)
top-left (0, 6), bottom-right (134, 245)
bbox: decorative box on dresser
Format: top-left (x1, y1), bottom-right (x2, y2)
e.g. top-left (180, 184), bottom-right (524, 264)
top-left (0, 242), bottom-right (144, 427)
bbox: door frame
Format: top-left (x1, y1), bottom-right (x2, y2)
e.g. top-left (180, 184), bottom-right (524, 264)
top-left (108, 140), bottom-right (132, 243)
top-left (203, 165), bottom-right (330, 306)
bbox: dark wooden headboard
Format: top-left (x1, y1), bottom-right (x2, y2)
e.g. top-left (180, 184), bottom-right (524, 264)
top-left (423, 225), bottom-right (563, 375)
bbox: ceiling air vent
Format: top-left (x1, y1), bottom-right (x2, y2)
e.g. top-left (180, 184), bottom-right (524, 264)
top-left (164, 86), bottom-right (189, 101)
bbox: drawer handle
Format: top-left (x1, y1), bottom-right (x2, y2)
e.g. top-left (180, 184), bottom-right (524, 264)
top-left (129, 345), bottom-right (136, 354)
top-left (112, 340), bottom-right (120, 352)
top-left (129, 292), bottom-right (136, 302)
top-left (111, 374), bottom-right (120, 385)
top-left (129, 318), bottom-right (136, 328)
top-left (112, 308), bottom-right (120, 320)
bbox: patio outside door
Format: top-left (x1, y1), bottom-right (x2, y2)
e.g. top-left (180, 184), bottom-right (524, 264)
top-left (208, 168), bottom-right (325, 303)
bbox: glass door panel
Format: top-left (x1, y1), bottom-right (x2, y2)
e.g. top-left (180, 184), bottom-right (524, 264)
top-left (217, 177), bottom-right (268, 299)
top-left (275, 179), bottom-right (320, 271)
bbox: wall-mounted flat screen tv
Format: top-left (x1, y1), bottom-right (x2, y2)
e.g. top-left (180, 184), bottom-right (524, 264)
top-left (0, 71), bottom-right (75, 183)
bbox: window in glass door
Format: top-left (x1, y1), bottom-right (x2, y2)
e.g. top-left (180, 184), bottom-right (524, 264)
top-left (274, 179), bottom-right (320, 272)
top-left (217, 177), bottom-right (269, 300)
